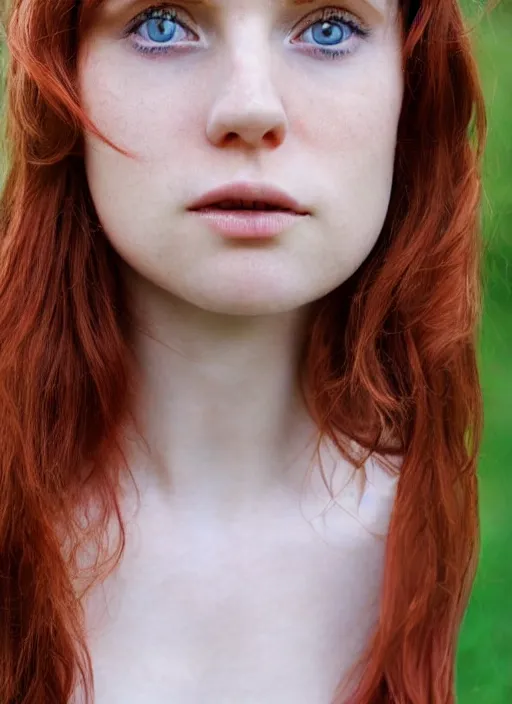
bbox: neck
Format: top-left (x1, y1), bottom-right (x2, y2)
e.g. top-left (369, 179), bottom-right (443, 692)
top-left (120, 273), bottom-right (321, 514)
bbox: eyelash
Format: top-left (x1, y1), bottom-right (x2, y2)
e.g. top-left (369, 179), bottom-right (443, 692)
top-left (123, 4), bottom-right (372, 60)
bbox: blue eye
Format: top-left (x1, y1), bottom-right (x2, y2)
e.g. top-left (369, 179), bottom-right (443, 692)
top-left (143, 17), bottom-right (178, 44)
top-left (125, 6), bottom-right (370, 59)
top-left (129, 9), bottom-right (191, 49)
top-left (306, 20), bottom-right (354, 46)
top-left (299, 15), bottom-right (367, 57)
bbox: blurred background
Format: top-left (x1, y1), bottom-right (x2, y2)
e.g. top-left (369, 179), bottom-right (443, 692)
top-left (456, 1), bottom-right (512, 701)
top-left (0, 0), bottom-right (510, 702)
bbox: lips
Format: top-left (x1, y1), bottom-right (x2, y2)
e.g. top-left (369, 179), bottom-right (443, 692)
top-left (187, 182), bottom-right (310, 215)
top-left (211, 199), bottom-right (293, 212)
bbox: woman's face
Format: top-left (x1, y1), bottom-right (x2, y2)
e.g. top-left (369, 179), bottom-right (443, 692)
top-left (78, 0), bottom-right (404, 316)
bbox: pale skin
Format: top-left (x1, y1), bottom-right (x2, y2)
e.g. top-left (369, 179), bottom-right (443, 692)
top-left (75, 0), bottom-right (404, 701)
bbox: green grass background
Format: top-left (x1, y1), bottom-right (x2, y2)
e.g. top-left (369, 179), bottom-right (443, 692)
top-left (456, 2), bottom-right (512, 702)
top-left (0, 1), bottom-right (510, 702)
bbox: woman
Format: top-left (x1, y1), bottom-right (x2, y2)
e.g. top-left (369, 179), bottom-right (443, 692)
top-left (0, 0), bottom-right (487, 702)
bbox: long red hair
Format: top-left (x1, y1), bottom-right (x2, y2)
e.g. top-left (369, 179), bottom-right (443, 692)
top-left (0, 1), bottom-right (488, 702)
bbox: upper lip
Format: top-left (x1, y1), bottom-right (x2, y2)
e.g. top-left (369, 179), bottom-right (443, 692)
top-left (187, 182), bottom-right (310, 214)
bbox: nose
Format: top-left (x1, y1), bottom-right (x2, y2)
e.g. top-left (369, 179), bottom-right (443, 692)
top-left (205, 41), bottom-right (288, 150)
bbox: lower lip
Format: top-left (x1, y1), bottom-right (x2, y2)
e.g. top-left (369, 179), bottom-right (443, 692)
top-left (190, 208), bottom-right (307, 238)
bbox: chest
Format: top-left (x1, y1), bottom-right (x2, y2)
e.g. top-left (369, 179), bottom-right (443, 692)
top-left (80, 475), bottom-right (395, 703)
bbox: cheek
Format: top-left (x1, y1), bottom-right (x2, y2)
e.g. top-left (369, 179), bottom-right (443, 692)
top-left (295, 72), bottom-right (403, 268)
top-left (302, 80), bottom-right (402, 207)
top-left (78, 49), bottom-right (171, 156)
top-left (300, 70), bottom-right (402, 164)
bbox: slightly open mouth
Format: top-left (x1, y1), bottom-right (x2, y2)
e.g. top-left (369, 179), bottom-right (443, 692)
top-left (196, 200), bottom-right (295, 213)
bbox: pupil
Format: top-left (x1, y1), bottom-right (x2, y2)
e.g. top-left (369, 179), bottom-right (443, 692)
top-left (147, 18), bottom-right (175, 42)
